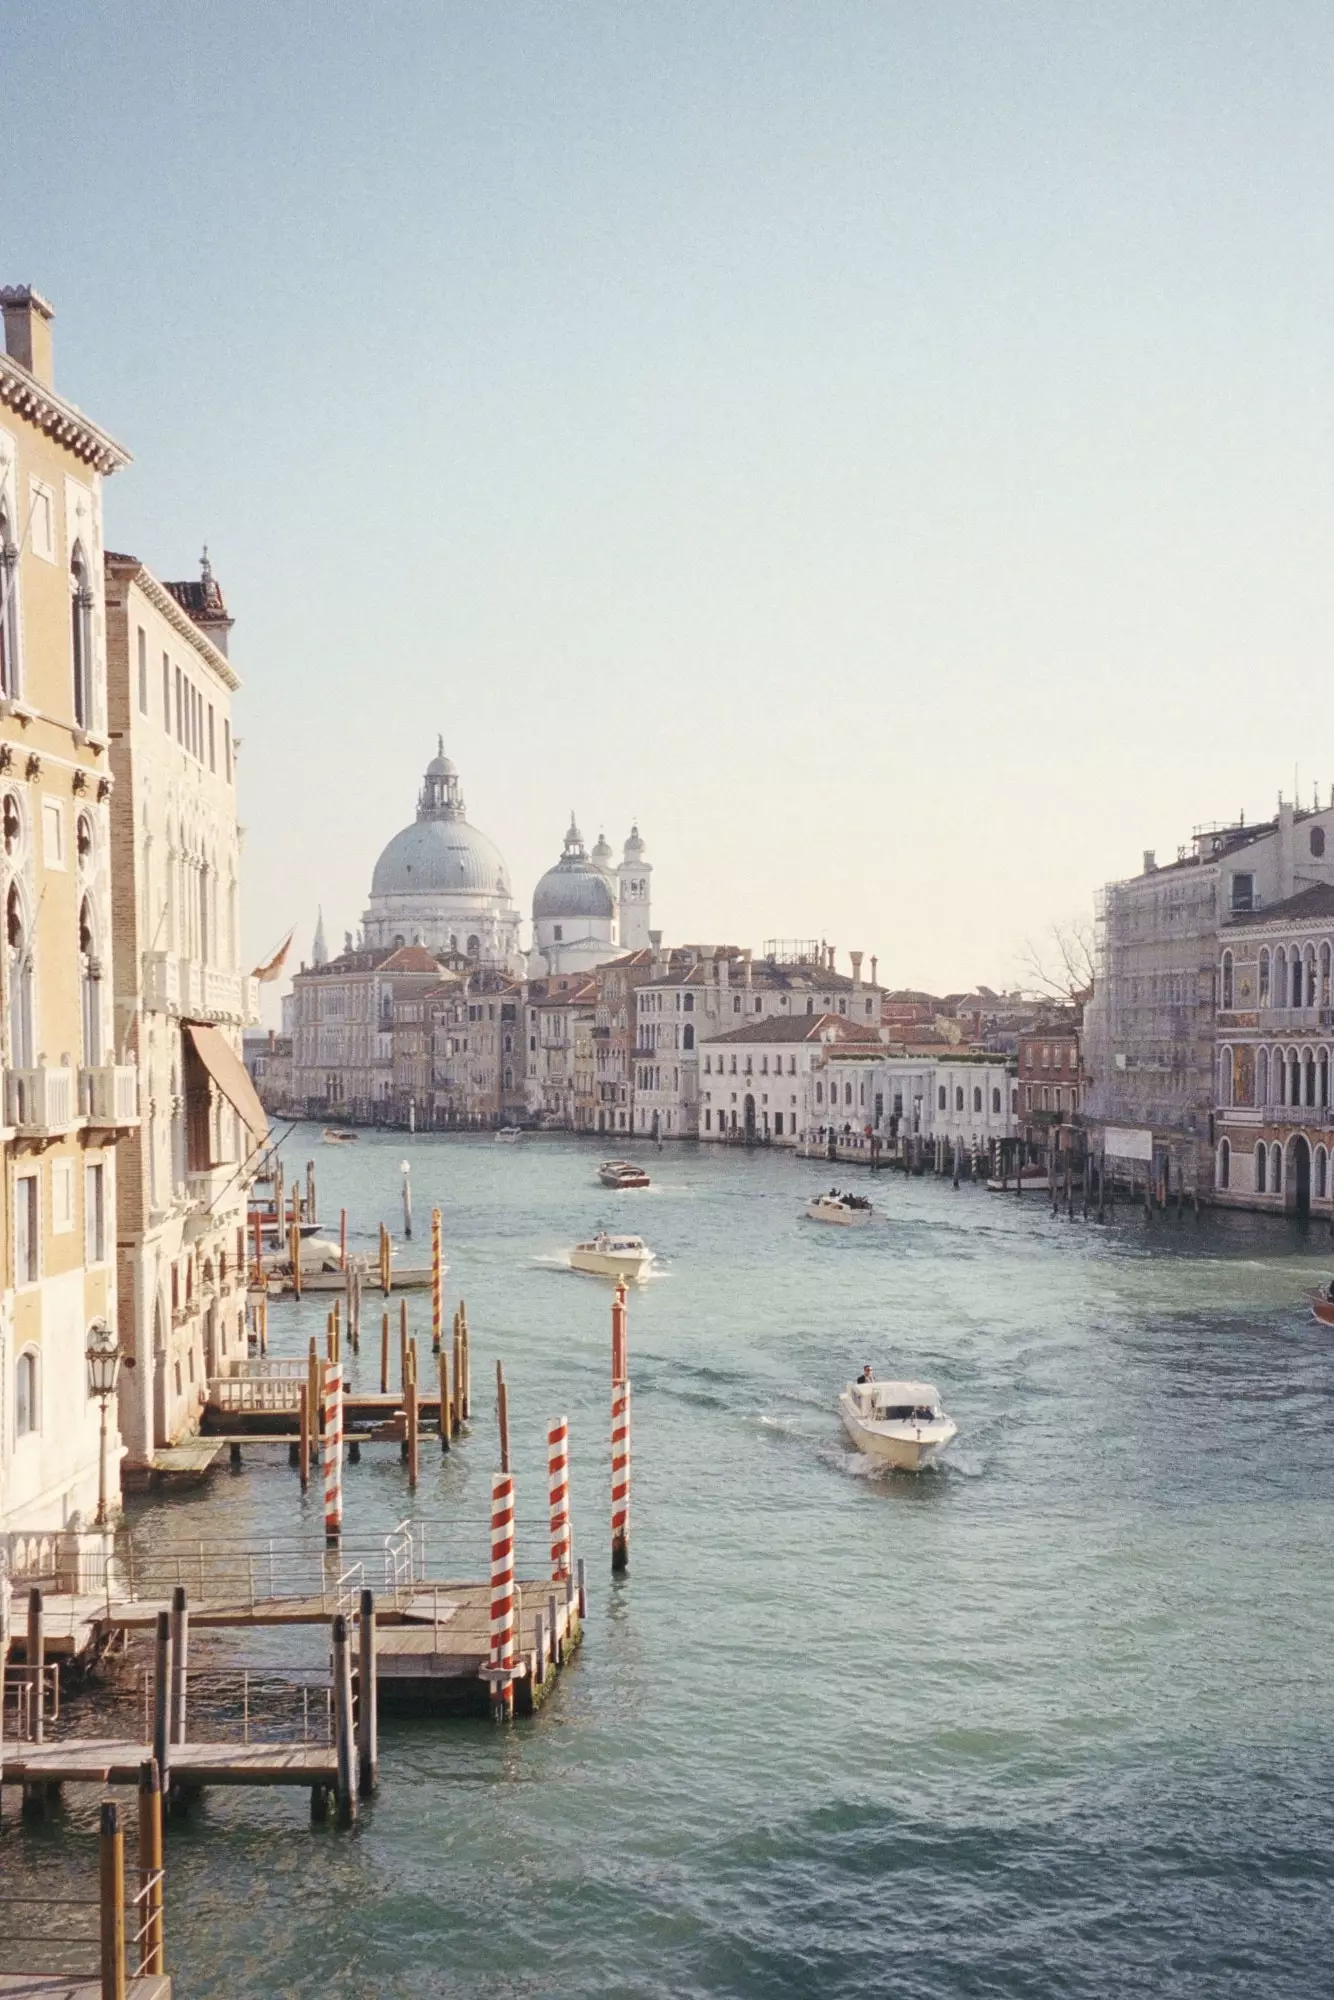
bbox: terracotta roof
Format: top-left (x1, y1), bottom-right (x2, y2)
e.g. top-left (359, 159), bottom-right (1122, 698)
top-left (1225, 881), bottom-right (1334, 929)
top-left (376, 945), bottom-right (448, 974)
top-left (707, 1013), bottom-right (881, 1047)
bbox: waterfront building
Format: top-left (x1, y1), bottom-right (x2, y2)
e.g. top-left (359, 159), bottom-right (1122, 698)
top-left (530, 817), bottom-right (652, 976)
top-left (1083, 798), bottom-right (1334, 1192)
top-left (590, 949), bottom-right (667, 1136)
top-left (524, 974), bottom-right (598, 1126)
top-left (698, 1014), bottom-right (881, 1145)
top-left (288, 943), bottom-right (452, 1119)
top-left (245, 1028), bottom-right (293, 1116)
top-left (1016, 1016), bottom-right (1083, 1155)
top-left (0, 285), bottom-right (133, 1536)
top-left (1214, 883), bottom-right (1334, 1214)
top-left (104, 550), bottom-right (262, 1469)
top-left (426, 968), bottom-right (524, 1126)
top-left (870, 1052), bottom-right (1016, 1153)
top-left (362, 742), bottom-right (521, 966)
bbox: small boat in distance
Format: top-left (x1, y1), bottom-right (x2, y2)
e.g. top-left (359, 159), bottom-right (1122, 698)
top-left (598, 1160), bottom-right (651, 1189)
top-left (838, 1376), bottom-right (958, 1472)
top-left (568, 1232), bottom-right (655, 1281)
top-left (806, 1189), bottom-right (873, 1226)
top-left (495, 1127), bottom-right (523, 1144)
top-left (1310, 1287), bottom-right (1334, 1326)
top-left (322, 1127), bottom-right (358, 1144)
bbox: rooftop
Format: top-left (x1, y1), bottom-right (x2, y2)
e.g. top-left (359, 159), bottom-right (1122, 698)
top-left (707, 1014), bottom-right (882, 1047)
top-left (1224, 881), bottom-right (1334, 930)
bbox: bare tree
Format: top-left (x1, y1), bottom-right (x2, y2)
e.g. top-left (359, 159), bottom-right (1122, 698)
top-left (1020, 916), bottom-right (1095, 1006)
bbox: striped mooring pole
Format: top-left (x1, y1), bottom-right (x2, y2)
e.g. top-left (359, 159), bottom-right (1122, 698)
top-left (431, 1207), bottom-right (443, 1353)
top-left (489, 1471), bottom-right (517, 1722)
top-left (611, 1280), bottom-right (630, 1572)
top-left (547, 1417), bottom-right (571, 1581)
top-left (324, 1361), bottom-right (344, 1542)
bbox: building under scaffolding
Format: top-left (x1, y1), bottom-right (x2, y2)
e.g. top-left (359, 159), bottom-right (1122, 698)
top-left (1083, 797), bottom-right (1334, 1189)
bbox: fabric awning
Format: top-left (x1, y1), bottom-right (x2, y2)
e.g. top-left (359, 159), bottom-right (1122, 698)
top-left (186, 1023), bottom-right (270, 1144)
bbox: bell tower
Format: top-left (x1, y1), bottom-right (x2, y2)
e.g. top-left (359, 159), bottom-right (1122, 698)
top-left (617, 825), bottom-right (652, 952)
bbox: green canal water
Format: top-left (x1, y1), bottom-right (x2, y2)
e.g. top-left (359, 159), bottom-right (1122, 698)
top-left (6, 1125), bottom-right (1334, 1997)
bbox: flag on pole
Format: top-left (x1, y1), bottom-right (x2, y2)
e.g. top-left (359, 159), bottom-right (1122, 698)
top-left (252, 929), bottom-right (295, 983)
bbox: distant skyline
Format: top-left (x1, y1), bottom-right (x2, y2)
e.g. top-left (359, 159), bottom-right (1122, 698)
top-left (6, 3), bottom-right (1334, 997)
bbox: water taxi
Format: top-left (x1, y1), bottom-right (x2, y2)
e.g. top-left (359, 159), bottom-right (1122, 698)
top-left (598, 1160), bottom-right (651, 1189)
top-left (806, 1189), bottom-right (873, 1226)
top-left (322, 1127), bottom-right (358, 1144)
top-left (495, 1127), bottom-right (523, 1144)
top-left (568, 1232), bottom-right (655, 1280)
top-left (838, 1376), bottom-right (958, 1471)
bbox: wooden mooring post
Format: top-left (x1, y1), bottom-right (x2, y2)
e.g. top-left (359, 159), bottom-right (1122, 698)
top-left (380, 1310), bottom-right (390, 1395)
top-left (100, 1800), bottom-right (126, 2000)
top-left (27, 1585), bottom-right (43, 1745)
top-left (339, 1206), bottom-right (347, 1271)
top-left (331, 1613), bottom-right (357, 1824)
top-left (496, 1359), bottom-right (510, 1474)
top-left (406, 1341), bottom-right (420, 1486)
top-left (357, 1588), bottom-right (378, 1797)
top-left (137, 1757), bottom-right (165, 1976)
top-left (439, 1342), bottom-right (451, 1453)
top-left (169, 1586), bottom-right (188, 1747)
top-left (298, 1382), bottom-right (311, 1489)
top-left (152, 1612), bottom-right (171, 1792)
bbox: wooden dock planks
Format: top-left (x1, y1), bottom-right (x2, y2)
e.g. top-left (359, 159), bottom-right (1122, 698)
top-left (0, 1740), bottom-right (338, 1789)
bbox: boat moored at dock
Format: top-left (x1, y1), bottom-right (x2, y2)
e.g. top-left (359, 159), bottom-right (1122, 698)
top-left (838, 1376), bottom-right (958, 1471)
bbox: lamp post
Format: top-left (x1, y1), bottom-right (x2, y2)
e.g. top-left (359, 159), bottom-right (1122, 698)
top-left (85, 1318), bottom-right (122, 1529)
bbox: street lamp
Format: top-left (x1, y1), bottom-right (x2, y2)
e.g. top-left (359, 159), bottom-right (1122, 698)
top-left (85, 1318), bottom-right (122, 1529)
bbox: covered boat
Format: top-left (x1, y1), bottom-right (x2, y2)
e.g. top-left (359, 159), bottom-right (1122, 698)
top-left (568, 1232), bottom-right (655, 1280)
top-left (837, 1376), bottom-right (958, 1471)
top-left (598, 1160), bottom-right (651, 1189)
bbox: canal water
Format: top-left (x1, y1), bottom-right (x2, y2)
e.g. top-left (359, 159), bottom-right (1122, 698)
top-left (8, 1126), bottom-right (1334, 1997)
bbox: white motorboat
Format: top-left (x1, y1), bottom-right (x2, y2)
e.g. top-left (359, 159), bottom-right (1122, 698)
top-left (838, 1376), bottom-right (957, 1472)
top-left (568, 1232), bottom-right (655, 1280)
top-left (806, 1189), bottom-right (874, 1226)
top-left (495, 1127), bottom-right (523, 1143)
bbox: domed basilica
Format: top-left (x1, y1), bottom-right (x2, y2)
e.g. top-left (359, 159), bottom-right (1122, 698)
top-left (361, 743), bottom-right (650, 974)
top-left (362, 742), bottom-right (522, 963)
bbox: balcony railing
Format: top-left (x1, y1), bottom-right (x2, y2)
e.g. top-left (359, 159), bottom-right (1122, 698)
top-left (142, 952), bottom-right (253, 1022)
top-left (81, 1062), bottom-right (139, 1127)
top-left (7, 1065), bottom-right (77, 1133)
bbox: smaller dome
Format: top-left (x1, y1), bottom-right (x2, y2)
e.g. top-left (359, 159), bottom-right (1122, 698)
top-left (623, 823), bottom-right (647, 861)
top-left (425, 734), bottom-right (456, 780)
top-left (591, 831), bottom-right (613, 869)
top-left (533, 814), bottom-right (615, 922)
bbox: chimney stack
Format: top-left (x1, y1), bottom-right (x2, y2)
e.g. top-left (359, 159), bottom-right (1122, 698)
top-left (1, 287), bottom-right (55, 386)
top-left (870, 955), bottom-right (878, 985)
top-left (1142, 851), bottom-right (1157, 875)
top-left (743, 947), bottom-right (753, 989)
top-left (827, 944), bottom-right (837, 973)
top-left (850, 951), bottom-right (863, 989)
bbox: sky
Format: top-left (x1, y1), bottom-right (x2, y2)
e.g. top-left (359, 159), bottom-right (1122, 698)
top-left (6, 2), bottom-right (1334, 1002)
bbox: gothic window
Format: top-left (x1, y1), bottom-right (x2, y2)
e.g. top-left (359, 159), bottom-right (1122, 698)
top-left (973, 1087), bottom-right (982, 1112)
top-left (1255, 1143), bottom-right (1266, 1193)
top-left (1220, 951), bottom-right (1234, 1010)
top-left (15, 1346), bottom-right (38, 1435)
top-left (1218, 1139), bottom-right (1230, 1191)
top-left (683, 1024), bottom-right (694, 1050)
top-left (992, 1088), bottom-right (1001, 1113)
top-left (76, 812), bottom-right (92, 864)
top-left (70, 542), bottom-right (94, 729)
top-left (7, 883), bottom-right (32, 1068)
top-left (1259, 949), bottom-right (1270, 1004)
top-left (79, 897), bottom-right (101, 1066)
top-left (2, 791), bottom-right (21, 857)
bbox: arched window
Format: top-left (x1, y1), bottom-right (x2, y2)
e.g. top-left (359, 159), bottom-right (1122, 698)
top-left (7, 882), bottom-right (32, 1068)
top-left (15, 1346), bottom-right (38, 1435)
top-left (467, 935), bottom-right (480, 959)
top-left (1289, 1049), bottom-right (1301, 1106)
top-left (1323, 943), bottom-right (1332, 1008)
top-left (0, 499), bottom-right (20, 697)
top-left (2, 791), bottom-right (21, 858)
top-left (79, 896), bottom-right (101, 1066)
top-left (1255, 1143), bottom-right (1267, 1194)
top-left (70, 542), bottom-right (93, 729)
top-left (1304, 945), bottom-right (1318, 1009)
top-left (1317, 1147), bottom-right (1329, 1200)
top-left (1321, 1049), bottom-right (1331, 1108)
top-left (682, 1023), bottom-right (694, 1050)
top-left (992, 1088), bottom-right (1001, 1113)
top-left (1257, 1047), bottom-right (1270, 1104)
top-left (1271, 1142), bottom-right (1283, 1192)
top-left (1259, 948), bottom-right (1271, 1004)
top-left (1277, 947), bottom-right (1290, 1008)
top-left (1221, 950), bottom-right (1234, 1009)
top-left (953, 1086), bottom-right (963, 1111)
top-left (1304, 1050), bottom-right (1317, 1107)
top-left (1218, 1138), bottom-right (1230, 1190)
top-left (1218, 1047), bottom-right (1233, 1107)
top-left (503, 1067), bottom-right (513, 1091)
top-left (973, 1087), bottom-right (982, 1112)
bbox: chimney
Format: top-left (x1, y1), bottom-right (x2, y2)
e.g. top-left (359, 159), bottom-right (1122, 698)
top-left (850, 950), bottom-right (863, 989)
top-left (1142, 850), bottom-right (1157, 875)
top-left (870, 954), bottom-right (878, 985)
top-left (827, 944), bottom-right (836, 972)
top-left (743, 947), bottom-right (753, 989)
top-left (1, 287), bottom-right (55, 386)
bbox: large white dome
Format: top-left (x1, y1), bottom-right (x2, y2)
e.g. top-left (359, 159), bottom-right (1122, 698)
top-left (361, 742), bottom-right (520, 965)
top-left (372, 818), bottom-right (510, 899)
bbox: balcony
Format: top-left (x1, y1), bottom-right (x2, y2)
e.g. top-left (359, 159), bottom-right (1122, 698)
top-left (8, 1065), bottom-right (78, 1134)
top-left (142, 952), bottom-right (252, 1024)
top-left (186, 1163), bottom-right (241, 1218)
top-left (81, 1062), bottom-right (139, 1128)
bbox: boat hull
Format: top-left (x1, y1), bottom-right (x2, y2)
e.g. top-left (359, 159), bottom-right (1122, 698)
top-left (806, 1203), bottom-right (871, 1226)
top-left (569, 1250), bottom-right (654, 1280)
top-left (1310, 1292), bottom-right (1334, 1326)
top-left (838, 1394), bottom-right (956, 1471)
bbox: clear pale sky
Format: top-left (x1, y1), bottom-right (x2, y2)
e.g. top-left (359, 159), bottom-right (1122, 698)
top-left (6, 3), bottom-right (1334, 999)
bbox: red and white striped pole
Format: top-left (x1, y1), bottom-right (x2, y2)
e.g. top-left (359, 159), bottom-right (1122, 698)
top-left (611, 1279), bottom-right (631, 1574)
top-left (323, 1361), bottom-right (343, 1542)
top-left (431, 1207), bottom-right (443, 1353)
top-left (489, 1471), bottom-right (517, 1721)
top-left (548, 1417), bottom-right (571, 1581)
